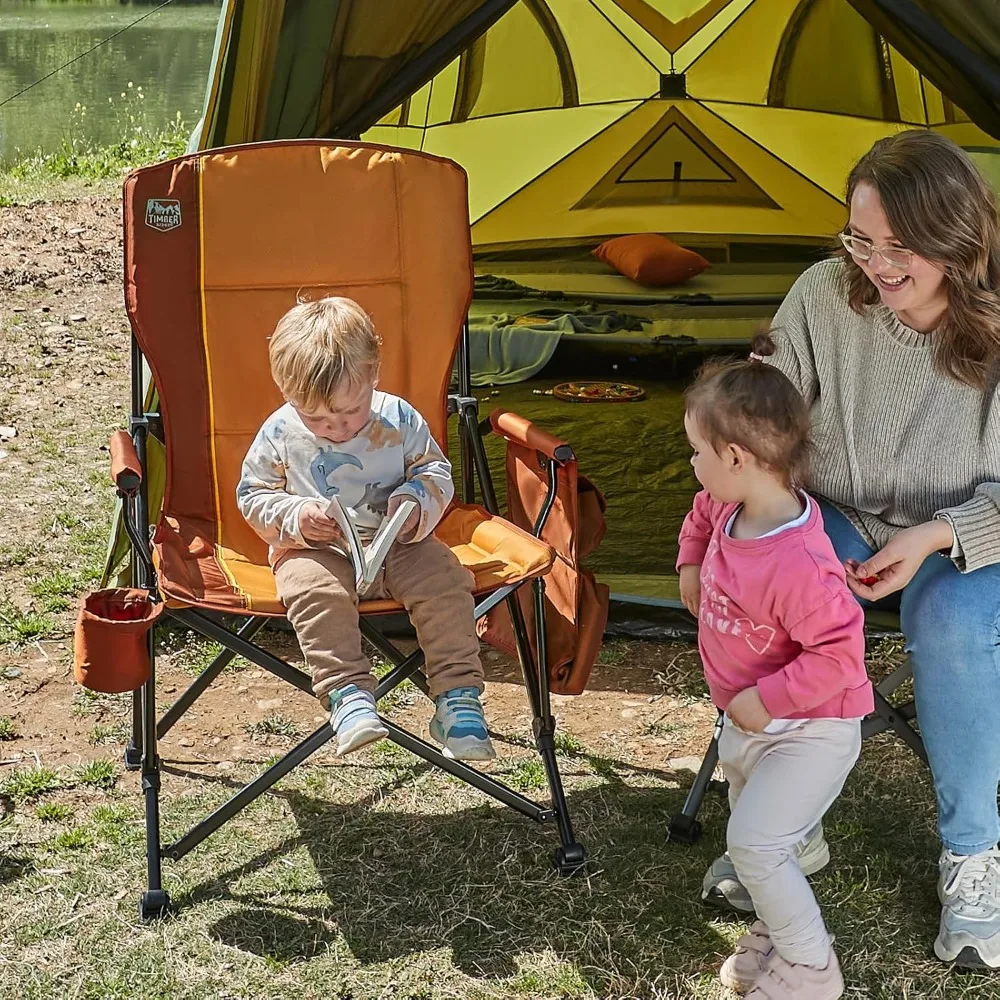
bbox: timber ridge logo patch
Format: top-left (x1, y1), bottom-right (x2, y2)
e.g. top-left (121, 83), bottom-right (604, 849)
top-left (145, 198), bottom-right (182, 232)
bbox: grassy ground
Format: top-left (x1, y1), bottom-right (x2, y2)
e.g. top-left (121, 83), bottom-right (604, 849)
top-left (2, 135), bottom-right (999, 999)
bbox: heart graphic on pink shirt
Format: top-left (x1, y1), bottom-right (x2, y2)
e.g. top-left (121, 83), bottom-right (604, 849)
top-left (735, 619), bottom-right (776, 655)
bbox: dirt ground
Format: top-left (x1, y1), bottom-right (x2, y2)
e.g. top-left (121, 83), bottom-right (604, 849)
top-left (0, 194), bottom-right (716, 781)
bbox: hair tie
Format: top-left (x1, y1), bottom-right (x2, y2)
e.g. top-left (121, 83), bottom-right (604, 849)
top-left (749, 352), bottom-right (765, 362)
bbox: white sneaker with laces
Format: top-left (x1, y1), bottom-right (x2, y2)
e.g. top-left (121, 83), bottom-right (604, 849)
top-left (934, 847), bottom-right (1000, 968)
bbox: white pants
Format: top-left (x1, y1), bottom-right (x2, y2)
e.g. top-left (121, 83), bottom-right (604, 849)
top-left (720, 717), bottom-right (862, 967)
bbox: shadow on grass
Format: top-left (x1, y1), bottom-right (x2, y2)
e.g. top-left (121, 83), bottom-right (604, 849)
top-left (0, 851), bottom-right (31, 890)
top-left (158, 729), bottom-right (979, 999)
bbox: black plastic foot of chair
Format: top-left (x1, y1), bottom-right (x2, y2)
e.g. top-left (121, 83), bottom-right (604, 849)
top-left (124, 742), bottom-right (142, 771)
top-left (554, 842), bottom-right (588, 876)
top-left (668, 814), bottom-right (703, 845)
top-left (138, 889), bottom-right (171, 922)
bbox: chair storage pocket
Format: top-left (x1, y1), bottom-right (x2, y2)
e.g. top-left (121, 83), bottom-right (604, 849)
top-left (73, 588), bottom-right (163, 693)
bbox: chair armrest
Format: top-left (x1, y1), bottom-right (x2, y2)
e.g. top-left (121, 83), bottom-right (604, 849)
top-left (110, 430), bottom-right (142, 495)
top-left (489, 408), bottom-right (575, 465)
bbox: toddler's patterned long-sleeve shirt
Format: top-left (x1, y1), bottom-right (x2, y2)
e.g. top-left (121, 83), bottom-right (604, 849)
top-left (237, 391), bottom-right (453, 566)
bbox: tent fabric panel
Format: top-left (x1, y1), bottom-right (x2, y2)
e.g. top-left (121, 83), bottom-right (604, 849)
top-left (588, 0), bottom-right (676, 70)
top-left (707, 102), bottom-right (914, 200)
top-left (673, 0), bottom-right (758, 68)
top-left (460, 2), bottom-right (568, 120)
top-left (426, 58), bottom-right (461, 126)
top-left (610, 0), bottom-right (735, 53)
top-left (887, 46), bottom-right (928, 124)
top-left (257, 0), bottom-right (339, 141)
top-left (546, 0), bottom-right (659, 105)
top-left (773, 0), bottom-right (891, 120)
top-left (471, 99), bottom-right (848, 246)
top-left (685, 0), bottom-right (800, 104)
top-left (324, 0), bottom-right (522, 137)
top-left (416, 103), bottom-right (640, 223)
top-left (845, 0), bottom-right (1000, 138)
top-left (202, 0), bottom-right (521, 146)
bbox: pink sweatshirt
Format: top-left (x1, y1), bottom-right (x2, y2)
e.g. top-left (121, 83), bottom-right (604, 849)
top-left (676, 491), bottom-right (873, 721)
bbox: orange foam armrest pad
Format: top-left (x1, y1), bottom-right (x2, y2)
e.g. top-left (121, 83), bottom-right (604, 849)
top-left (592, 233), bottom-right (710, 286)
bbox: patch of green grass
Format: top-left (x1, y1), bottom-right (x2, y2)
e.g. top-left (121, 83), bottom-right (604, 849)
top-left (51, 826), bottom-right (93, 851)
top-left (2, 92), bottom-right (188, 204)
top-left (0, 715), bottom-right (19, 741)
top-left (364, 740), bottom-right (412, 767)
top-left (89, 721), bottom-right (129, 746)
top-left (75, 759), bottom-right (117, 791)
top-left (0, 544), bottom-right (32, 570)
top-left (4, 766), bottom-right (61, 801)
top-left (553, 731), bottom-right (584, 755)
top-left (643, 720), bottom-right (681, 738)
top-left (506, 757), bottom-right (547, 792)
top-left (30, 569), bottom-right (83, 603)
top-left (244, 714), bottom-right (300, 741)
top-left (35, 802), bottom-right (73, 823)
top-left (371, 648), bottom-right (425, 707)
top-left (36, 431), bottom-right (61, 460)
top-left (596, 639), bottom-right (630, 667)
top-left (88, 803), bottom-right (141, 848)
top-left (156, 622), bottom-right (227, 675)
top-left (71, 688), bottom-right (129, 718)
top-left (0, 601), bottom-right (55, 645)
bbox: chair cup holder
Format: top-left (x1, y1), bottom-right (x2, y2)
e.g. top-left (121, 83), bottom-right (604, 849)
top-left (73, 588), bottom-right (163, 693)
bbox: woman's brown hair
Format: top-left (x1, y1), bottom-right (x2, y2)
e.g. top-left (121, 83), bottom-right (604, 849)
top-left (685, 329), bottom-right (811, 489)
top-left (843, 130), bottom-right (1000, 394)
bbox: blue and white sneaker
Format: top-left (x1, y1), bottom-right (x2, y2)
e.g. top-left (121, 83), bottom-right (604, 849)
top-left (430, 687), bottom-right (496, 761)
top-left (935, 847), bottom-right (1000, 968)
top-left (329, 684), bottom-right (389, 757)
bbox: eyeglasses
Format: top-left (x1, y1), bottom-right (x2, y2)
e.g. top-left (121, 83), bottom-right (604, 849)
top-left (839, 233), bottom-right (915, 270)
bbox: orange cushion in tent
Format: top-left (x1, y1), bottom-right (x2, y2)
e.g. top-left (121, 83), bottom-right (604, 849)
top-left (593, 233), bottom-right (710, 286)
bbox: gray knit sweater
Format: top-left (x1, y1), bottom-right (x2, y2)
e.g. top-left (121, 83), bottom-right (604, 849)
top-left (767, 259), bottom-right (1000, 573)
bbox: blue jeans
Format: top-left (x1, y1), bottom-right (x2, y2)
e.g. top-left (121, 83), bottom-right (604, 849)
top-left (818, 499), bottom-right (1000, 855)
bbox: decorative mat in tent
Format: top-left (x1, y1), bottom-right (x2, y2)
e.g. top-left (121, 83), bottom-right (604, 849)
top-left (552, 381), bottom-right (646, 403)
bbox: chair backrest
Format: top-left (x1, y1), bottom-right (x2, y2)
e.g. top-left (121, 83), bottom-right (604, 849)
top-left (124, 140), bottom-right (473, 564)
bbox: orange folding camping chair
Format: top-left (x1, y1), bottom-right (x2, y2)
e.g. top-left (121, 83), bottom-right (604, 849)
top-left (103, 140), bottom-right (587, 920)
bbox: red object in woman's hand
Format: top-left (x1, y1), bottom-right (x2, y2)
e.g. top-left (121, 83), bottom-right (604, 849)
top-left (858, 574), bottom-right (880, 586)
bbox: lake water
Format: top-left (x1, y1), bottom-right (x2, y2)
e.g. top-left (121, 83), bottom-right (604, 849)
top-left (0, 0), bottom-right (222, 164)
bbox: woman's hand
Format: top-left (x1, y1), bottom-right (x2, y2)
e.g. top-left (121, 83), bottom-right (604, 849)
top-left (844, 520), bottom-right (954, 601)
top-left (679, 563), bottom-right (702, 617)
top-left (727, 687), bottom-right (772, 734)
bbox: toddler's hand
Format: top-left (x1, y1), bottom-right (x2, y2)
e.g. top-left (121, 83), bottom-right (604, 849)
top-left (387, 495), bottom-right (421, 542)
top-left (678, 563), bottom-right (702, 617)
top-left (726, 687), bottom-right (772, 734)
top-left (298, 501), bottom-right (344, 545)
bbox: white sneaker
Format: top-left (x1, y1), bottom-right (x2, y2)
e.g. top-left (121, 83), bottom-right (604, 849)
top-left (702, 823), bottom-right (830, 915)
top-left (934, 847), bottom-right (1000, 968)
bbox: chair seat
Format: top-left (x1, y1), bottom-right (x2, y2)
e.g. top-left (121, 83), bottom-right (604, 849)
top-left (153, 503), bottom-right (555, 616)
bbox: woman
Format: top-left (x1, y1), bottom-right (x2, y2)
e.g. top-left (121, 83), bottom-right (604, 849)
top-left (701, 130), bottom-right (1000, 976)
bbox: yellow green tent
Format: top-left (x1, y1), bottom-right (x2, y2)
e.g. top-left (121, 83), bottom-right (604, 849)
top-left (194, 0), bottom-right (1000, 257)
top-left (110, 1), bottom-right (1000, 605)
top-left (362, 0), bottom-right (999, 253)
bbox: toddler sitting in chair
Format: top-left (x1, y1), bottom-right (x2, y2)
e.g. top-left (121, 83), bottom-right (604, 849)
top-left (237, 296), bottom-right (495, 761)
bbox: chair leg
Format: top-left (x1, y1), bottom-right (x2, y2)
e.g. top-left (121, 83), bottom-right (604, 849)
top-left (517, 580), bottom-right (587, 874)
top-left (669, 710), bottom-right (725, 845)
top-left (865, 689), bottom-right (927, 763)
top-left (138, 626), bottom-right (171, 921)
top-left (124, 688), bottom-right (142, 771)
